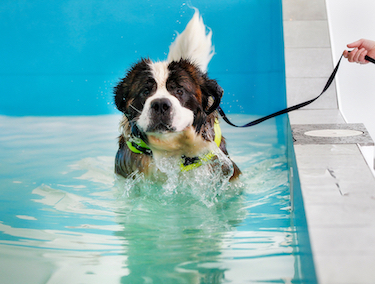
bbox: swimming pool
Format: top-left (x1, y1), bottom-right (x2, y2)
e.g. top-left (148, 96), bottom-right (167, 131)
top-left (0, 1), bottom-right (316, 283)
top-left (0, 114), bottom-right (300, 283)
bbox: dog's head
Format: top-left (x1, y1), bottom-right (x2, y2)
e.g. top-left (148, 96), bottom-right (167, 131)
top-left (114, 58), bottom-right (222, 147)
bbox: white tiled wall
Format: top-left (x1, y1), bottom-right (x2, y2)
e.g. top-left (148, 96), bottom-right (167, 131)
top-left (283, 0), bottom-right (338, 110)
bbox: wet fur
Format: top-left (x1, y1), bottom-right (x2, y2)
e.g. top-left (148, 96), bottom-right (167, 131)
top-left (114, 12), bottom-right (240, 181)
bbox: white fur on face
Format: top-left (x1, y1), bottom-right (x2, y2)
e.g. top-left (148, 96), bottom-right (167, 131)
top-left (137, 61), bottom-right (194, 133)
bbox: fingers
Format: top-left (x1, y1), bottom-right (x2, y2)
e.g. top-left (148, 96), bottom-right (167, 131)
top-left (344, 39), bottom-right (375, 64)
top-left (343, 48), bottom-right (369, 64)
top-left (358, 49), bottom-right (368, 64)
top-left (345, 48), bottom-right (359, 62)
top-left (347, 39), bottom-right (364, 49)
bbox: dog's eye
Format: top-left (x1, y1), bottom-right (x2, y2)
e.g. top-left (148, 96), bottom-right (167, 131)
top-left (176, 89), bottom-right (183, 96)
top-left (142, 89), bottom-right (150, 97)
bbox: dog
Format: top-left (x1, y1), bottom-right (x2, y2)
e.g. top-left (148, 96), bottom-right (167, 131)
top-left (114, 10), bottom-right (241, 181)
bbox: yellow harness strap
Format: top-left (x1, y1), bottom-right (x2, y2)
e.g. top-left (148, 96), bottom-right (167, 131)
top-left (126, 120), bottom-right (222, 172)
top-left (213, 119), bottom-right (222, 148)
top-left (180, 119), bottom-right (222, 172)
top-left (126, 137), bottom-right (151, 155)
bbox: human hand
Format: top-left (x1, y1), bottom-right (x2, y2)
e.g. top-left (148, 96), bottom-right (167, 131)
top-left (343, 39), bottom-right (375, 64)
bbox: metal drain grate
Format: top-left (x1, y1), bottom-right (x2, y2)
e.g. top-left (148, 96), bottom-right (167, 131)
top-left (291, 123), bottom-right (374, 145)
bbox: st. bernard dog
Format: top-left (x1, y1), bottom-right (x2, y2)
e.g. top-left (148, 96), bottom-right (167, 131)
top-left (114, 10), bottom-right (241, 181)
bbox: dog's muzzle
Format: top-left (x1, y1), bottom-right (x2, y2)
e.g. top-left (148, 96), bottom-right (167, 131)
top-left (147, 98), bottom-right (175, 133)
top-left (150, 98), bottom-right (172, 115)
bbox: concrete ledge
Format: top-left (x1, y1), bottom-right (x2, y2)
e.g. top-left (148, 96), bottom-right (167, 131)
top-left (288, 109), bottom-right (375, 284)
top-left (293, 135), bottom-right (375, 284)
top-left (283, 0), bottom-right (375, 283)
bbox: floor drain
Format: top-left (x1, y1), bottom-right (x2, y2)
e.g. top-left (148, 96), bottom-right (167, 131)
top-left (304, 129), bottom-right (363, 138)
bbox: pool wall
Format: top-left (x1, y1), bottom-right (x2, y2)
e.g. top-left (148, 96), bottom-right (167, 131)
top-left (283, 0), bottom-right (375, 283)
top-left (287, 122), bottom-right (317, 284)
top-left (0, 0), bottom-right (286, 117)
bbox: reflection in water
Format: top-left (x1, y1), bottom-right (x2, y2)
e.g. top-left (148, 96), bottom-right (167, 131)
top-left (0, 115), bottom-right (298, 283)
top-left (113, 170), bottom-right (245, 283)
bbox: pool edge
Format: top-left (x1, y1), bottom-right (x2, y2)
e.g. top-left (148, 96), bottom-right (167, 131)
top-left (283, 1), bottom-right (375, 283)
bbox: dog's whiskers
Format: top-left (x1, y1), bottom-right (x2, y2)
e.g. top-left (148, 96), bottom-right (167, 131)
top-left (129, 104), bottom-right (142, 114)
top-left (129, 117), bottom-right (138, 125)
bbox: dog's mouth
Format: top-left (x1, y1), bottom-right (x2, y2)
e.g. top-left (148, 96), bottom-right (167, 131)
top-left (146, 122), bottom-right (176, 134)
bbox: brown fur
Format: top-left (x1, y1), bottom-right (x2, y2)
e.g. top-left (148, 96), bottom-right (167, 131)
top-left (114, 59), bottom-right (241, 181)
top-left (115, 114), bottom-right (241, 181)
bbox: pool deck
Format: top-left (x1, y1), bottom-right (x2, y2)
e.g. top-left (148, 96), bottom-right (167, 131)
top-left (283, 1), bottom-right (375, 283)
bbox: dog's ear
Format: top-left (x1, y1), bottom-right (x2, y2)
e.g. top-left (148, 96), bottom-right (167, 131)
top-left (114, 58), bottom-right (151, 115)
top-left (201, 77), bottom-right (223, 115)
top-left (114, 80), bottom-right (128, 113)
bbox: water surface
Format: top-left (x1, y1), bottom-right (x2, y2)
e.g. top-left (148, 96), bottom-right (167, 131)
top-left (0, 114), bottom-right (299, 283)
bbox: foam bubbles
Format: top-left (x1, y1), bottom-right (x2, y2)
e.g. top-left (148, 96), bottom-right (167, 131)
top-left (115, 149), bottom-right (242, 207)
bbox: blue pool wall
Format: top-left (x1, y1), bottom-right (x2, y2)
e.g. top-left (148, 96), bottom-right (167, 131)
top-left (287, 122), bottom-right (317, 284)
top-left (0, 0), bottom-right (286, 117)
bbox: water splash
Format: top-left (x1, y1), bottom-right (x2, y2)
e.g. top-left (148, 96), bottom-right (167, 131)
top-left (114, 149), bottom-right (242, 207)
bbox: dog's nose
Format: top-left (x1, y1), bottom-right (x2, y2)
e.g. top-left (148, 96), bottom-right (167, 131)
top-left (150, 98), bottom-right (172, 114)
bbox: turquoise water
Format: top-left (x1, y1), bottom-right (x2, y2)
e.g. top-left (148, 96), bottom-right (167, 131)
top-left (0, 114), bottom-right (303, 283)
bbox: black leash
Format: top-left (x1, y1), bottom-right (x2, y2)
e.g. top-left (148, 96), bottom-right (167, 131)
top-left (217, 53), bottom-right (375, 128)
top-left (364, 55), bottom-right (375, 64)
